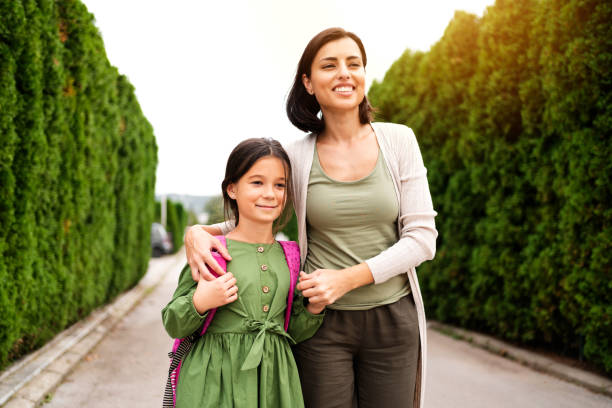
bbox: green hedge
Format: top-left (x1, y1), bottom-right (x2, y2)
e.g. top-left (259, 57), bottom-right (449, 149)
top-left (166, 199), bottom-right (188, 252)
top-left (369, 0), bottom-right (611, 372)
top-left (0, 0), bottom-right (157, 370)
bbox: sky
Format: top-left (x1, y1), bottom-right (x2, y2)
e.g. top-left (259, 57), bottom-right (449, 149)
top-left (81, 0), bottom-right (495, 196)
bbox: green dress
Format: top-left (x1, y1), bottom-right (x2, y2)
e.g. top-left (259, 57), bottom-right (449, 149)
top-left (162, 239), bottom-right (324, 407)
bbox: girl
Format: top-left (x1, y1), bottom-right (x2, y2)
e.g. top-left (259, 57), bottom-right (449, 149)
top-left (184, 28), bottom-right (437, 408)
top-left (162, 138), bottom-right (325, 407)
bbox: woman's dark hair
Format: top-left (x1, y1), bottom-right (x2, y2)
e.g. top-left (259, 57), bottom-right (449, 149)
top-left (286, 27), bottom-right (374, 134)
top-left (221, 138), bottom-right (293, 233)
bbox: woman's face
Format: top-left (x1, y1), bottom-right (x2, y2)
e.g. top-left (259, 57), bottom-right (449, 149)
top-left (302, 37), bottom-right (366, 114)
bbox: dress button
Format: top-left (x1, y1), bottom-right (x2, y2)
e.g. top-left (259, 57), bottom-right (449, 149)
top-left (263, 305), bottom-right (270, 312)
top-left (257, 246), bottom-right (264, 253)
top-left (261, 264), bottom-right (268, 271)
top-left (262, 286), bottom-right (269, 293)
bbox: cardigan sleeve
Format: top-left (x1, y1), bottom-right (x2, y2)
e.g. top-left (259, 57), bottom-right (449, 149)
top-left (365, 125), bottom-right (438, 284)
top-left (210, 219), bottom-right (235, 235)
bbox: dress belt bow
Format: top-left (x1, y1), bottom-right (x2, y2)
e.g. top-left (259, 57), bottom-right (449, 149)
top-left (241, 319), bottom-right (295, 371)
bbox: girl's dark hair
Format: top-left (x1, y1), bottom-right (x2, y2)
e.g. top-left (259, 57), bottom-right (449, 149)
top-left (221, 138), bottom-right (293, 233)
top-left (286, 27), bottom-right (374, 134)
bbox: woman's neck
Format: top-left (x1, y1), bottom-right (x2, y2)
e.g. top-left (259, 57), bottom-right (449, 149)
top-left (226, 219), bottom-right (275, 244)
top-left (318, 108), bottom-right (369, 144)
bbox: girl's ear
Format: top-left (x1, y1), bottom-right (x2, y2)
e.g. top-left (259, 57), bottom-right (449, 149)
top-left (227, 184), bottom-right (236, 200)
top-left (302, 74), bottom-right (314, 95)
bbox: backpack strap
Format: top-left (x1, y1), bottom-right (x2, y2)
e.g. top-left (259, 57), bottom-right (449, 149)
top-left (166, 236), bottom-right (230, 408)
top-left (279, 240), bottom-right (300, 331)
top-left (198, 236), bottom-right (228, 336)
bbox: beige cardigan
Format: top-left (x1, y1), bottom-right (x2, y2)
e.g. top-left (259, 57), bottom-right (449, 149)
top-left (218, 122), bottom-right (437, 407)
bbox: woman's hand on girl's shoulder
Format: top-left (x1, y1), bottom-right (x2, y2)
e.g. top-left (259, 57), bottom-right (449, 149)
top-left (192, 272), bottom-right (238, 314)
top-left (185, 225), bottom-right (232, 281)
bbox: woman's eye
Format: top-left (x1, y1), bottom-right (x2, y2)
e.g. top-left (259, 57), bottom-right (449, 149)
top-left (322, 64), bottom-right (335, 69)
top-left (276, 183), bottom-right (286, 189)
top-left (251, 181), bottom-right (262, 185)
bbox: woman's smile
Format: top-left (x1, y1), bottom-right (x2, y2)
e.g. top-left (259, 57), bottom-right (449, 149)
top-left (332, 83), bottom-right (356, 96)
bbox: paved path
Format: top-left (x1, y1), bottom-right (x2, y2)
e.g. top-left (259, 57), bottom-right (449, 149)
top-left (44, 254), bottom-right (181, 408)
top-left (45, 255), bottom-right (612, 407)
top-left (426, 330), bottom-right (611, 407)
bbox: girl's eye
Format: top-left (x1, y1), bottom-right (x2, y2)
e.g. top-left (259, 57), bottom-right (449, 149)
top-left (251, 181), bottom-right (263, 185)
top-left (350, 63), bottom-right (361, 67)
top-left (276, 183), bottom-right (286, 189)
top-left (322, 64), bottom-right (335, 69)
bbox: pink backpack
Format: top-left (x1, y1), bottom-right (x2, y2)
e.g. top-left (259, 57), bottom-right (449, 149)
top-left (163, 236), bottom-right (300, 408)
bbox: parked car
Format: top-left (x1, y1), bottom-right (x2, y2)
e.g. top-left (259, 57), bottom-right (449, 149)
top-left (151, 222), bottom-right (173, 257)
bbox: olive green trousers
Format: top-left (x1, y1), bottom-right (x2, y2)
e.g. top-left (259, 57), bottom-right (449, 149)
top-left (294, 294), bottom-right (420, 408)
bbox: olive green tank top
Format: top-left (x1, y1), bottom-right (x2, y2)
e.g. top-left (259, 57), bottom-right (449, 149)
top-left (304, 145), bottom-right (410, 310)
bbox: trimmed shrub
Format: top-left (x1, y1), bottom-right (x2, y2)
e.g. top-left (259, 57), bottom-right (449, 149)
top-left (369, 0), bottom-right (612, 372)
top-left (166, 199), bottom-right (188, 253)
top-left (0, 0), bottom-right (157, 370)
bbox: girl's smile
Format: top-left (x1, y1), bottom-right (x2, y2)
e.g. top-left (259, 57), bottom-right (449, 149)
top-left (256, 204), bottom-right (278, 209)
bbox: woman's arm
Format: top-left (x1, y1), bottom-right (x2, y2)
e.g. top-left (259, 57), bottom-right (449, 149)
top-left (184, 221), bottom-right (235, 281)
top-left (364, 125), bottom-right (437, 284)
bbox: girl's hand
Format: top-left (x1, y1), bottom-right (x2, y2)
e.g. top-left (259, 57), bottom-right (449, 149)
top-left (306, 301), bottom-right (325, 315)
top-left (297, 270), bottom-right (353, 306)
top-left (192, 272), bottom-right (238, 314)
top-left (185, 225), bottom-right (232, 281)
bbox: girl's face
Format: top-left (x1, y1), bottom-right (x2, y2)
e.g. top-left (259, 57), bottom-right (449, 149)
top-left (302, 37), bottom-right (366, 114)
top-left (227, 156), bottom-right (288, 227)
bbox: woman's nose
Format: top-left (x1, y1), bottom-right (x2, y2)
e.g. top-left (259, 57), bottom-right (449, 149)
top-left (337, 63), bottom-right (350, 79)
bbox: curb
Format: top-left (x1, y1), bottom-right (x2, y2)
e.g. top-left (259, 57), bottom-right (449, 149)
top-left (0, 249), bottom-right (186, 408)
top-left (428, 321), bottom-right (612, 398)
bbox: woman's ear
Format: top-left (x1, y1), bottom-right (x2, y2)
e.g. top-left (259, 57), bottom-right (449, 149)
top-left (226, 184), bottom-right (236, 200)
top-left (302, 74), bottom-right (314, 95)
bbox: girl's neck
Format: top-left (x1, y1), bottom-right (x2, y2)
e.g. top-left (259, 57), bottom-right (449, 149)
top-left (318, 108), bottom-right (369, 144)
top-left (226, 219), bottom-right (275, 244)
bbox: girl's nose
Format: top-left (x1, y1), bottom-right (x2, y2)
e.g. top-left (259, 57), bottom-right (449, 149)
top-left (262, 184), bottom-right (275, 197)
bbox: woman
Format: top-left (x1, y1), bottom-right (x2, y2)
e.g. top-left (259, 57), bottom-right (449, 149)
top-left (184, 27), bottom-right (437, 408)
